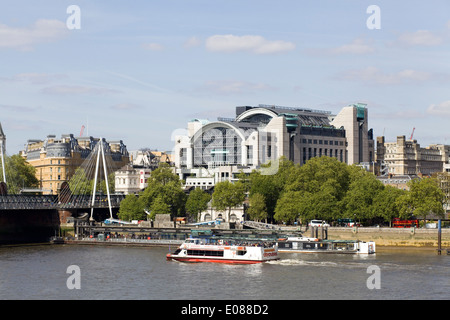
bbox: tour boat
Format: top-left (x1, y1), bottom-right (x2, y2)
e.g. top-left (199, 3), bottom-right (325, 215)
top-left (166, 238), bottom-right (279, 264)
top-left (277, 236), bottom-right (376, 254)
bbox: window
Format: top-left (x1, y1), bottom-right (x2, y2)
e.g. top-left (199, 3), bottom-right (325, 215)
top-left (187, 250), bottom-right (224, 257)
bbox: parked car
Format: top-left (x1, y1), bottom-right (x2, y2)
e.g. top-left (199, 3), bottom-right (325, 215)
top-left (348, 222), bottom-right (363, 227)
top-left (309, 220), bottom-right (330, 227)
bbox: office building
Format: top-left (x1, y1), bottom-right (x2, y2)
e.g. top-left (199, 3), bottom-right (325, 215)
top-left (21, 134), bottom-right (129, 194)
top-left (174, 103), bottom-right (375, 185)
top-left (376, 135), bottom-right (450, 176)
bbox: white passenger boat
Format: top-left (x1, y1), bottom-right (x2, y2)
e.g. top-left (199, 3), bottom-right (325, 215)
top-left (166, 238), bottom-right (279, 264)
top-left (277, 236), bottom-right (376, 254)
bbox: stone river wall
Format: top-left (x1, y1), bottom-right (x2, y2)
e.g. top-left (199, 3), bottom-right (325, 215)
top-left (326, 227), bottom-right (450, 247)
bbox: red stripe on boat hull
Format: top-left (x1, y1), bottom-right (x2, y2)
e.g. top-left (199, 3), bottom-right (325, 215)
top-left (166, 256), bottom-right (266, 264)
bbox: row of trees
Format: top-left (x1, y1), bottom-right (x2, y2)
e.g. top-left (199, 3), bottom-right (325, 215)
top-left (1, 153), bottom-right (446, 226)
top-left (119, 157), bottom-right (446, 226)
top-left (118, 163), bottom-right (246, 222)
top-left (244, 156), bottom-right (446, 225)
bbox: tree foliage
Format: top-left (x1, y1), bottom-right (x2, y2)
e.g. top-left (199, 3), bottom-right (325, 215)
top-left (270, 156), bottom-right (446, 225)
top-left (0, 154), bottom-right (39, 194)
top-left (119, 164), bottom-right (186, 221)
top-left (185, 188), bottom-right (211, 221)
top-left (212, 181), bottom-right (245, 221)
top-left (397, 177), bottom-right (445, 220)
top-left (138, 165), bottom-right (186, 217)
top-left (247, 193), bottom-right (268, 222)
top-left (118, 194), bottom-right (145, 221)
top-left (116, 156), bottom-right (447, 226)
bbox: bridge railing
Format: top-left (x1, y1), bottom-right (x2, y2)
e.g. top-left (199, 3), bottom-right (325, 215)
top-left (0, 194), bottom-right (126, 210)
top-left (242, 220), bottom-right (282, 230)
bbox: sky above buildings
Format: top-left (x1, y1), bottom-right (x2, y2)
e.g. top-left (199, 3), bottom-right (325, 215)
top-left (1, 0), bottom-right (450, 155)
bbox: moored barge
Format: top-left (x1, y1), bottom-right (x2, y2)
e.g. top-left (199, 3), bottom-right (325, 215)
top-left (277, 236), bottom-right (376, 254)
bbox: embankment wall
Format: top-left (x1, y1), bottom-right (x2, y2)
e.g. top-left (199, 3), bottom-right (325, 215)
top-left (327, 227), bottom-right (450, 247)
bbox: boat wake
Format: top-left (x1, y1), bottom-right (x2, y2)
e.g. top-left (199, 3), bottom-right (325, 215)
top-left (266, 259), bottom-right (339, 267)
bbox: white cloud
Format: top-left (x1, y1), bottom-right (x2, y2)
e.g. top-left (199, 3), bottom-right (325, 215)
top-left (1, 73), bottom-right (68, 84)
top-left (184, 36), bottom-right (201, 48)
top-left (142, 42), bottom-right (164, 51)
top-left (427, 100), bottom-right (450, 116)
top-left (110, 103), bottom-right (142, 111)
top-left (338, 66), bottom-right (432, 85)
top-left (396, 30), bottom-right (443, 46)
top-left (0, 19), bottom-right (68, 51)
top-left (205, 34), bottom-right (295, 54)
top-left (41, 85), bottom-right (120, 95)
top-left (307, 38), bottom-right (375, 56)
top-left (201, 80), bottom-right (277, 95)
top-left (330, 38), bottom-right (375, 55)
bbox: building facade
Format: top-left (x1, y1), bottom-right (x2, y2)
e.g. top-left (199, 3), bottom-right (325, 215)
top-left (376, 135), bottom-right (450, 176)
top-left (0, 123), bottom-right (6, 185)
top-left (114, 150), bottom-right (174, 194)
top-left (174, 103), bottom-right (375, 187)
top-left (21, 134), bottom-right (129, 195)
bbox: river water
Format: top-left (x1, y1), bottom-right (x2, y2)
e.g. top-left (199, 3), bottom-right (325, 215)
top-left (0, 244), bottom-right (448, 301)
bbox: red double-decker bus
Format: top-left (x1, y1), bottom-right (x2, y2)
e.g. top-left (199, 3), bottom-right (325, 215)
top-left (392, 218), bottom-right (419, 228)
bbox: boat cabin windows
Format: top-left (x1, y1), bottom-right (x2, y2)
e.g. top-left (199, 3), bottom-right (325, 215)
top-left (187, 250), bottom-right (224, 257)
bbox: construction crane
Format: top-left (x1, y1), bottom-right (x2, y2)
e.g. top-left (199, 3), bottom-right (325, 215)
top-left (409, 127), bottom-right (415, 140)
top-left (79, 125), bottom-right (85, 137)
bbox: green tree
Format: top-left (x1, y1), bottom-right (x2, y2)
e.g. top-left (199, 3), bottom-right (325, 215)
top-left (247, 193), bottom-right (268, 222)
top-left (149, 195), bottom-right (171, 219)
top-left (248, 171), bottom-right (282, 221)
top-left (212, 181), bottom-right (245, 221)
top-left (139, 166), bottom-right (186, 217)
top-left (371, 186), bottom-right (407, 225)
top-left (118, 194), bottom-right (145, 221)
top-left (342, 170), bottom-right (384, 223)
top-left (0, 154), bottom-right (39, 194)
top-left (68, 168), bottom-right (114, 196)
top-left (185, 188), bottom-right (211, 221)
top-left (150, 163), bottom-right (180, 185)
top-left (276, 157), bottom-right (350, 222)
top-left (398, 177), bottom-right (445, 221)
top-left (274, 191), bottom-right (304, 224)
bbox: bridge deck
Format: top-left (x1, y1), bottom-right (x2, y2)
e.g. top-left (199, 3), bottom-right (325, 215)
top-left (0, 194), bottom-right (125, 210)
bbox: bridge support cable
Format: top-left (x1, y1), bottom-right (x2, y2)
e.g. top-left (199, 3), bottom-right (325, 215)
top-left (100, 139), bottom-right (113, 219)
top-left (57, 138), bottom-right (117, 219)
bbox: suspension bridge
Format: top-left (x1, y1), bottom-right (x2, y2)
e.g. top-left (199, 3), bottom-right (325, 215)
top-left (0, 136), bottom-right (124, 218)
top-left (0, 129), bottom-right (127, 243)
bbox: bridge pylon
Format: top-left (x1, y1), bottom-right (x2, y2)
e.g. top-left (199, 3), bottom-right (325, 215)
top-left (90, 138), bottom-right (113, 221)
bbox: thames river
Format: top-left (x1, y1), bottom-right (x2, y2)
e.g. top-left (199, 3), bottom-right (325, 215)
top-left (0, 244), bottom-right (448, 301)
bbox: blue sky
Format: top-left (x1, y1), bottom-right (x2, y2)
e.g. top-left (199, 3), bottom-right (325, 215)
top-left (1, 1), bottom-right (450, 154)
